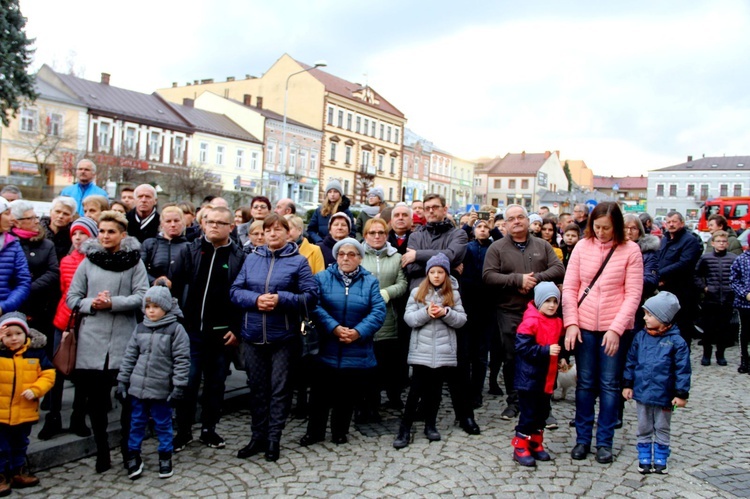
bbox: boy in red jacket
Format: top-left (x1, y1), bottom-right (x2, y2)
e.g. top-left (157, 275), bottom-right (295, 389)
top-left (511, 282), bottom-right (563, 467)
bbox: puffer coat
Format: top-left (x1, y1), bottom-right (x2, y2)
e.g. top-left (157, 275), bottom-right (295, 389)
top-left (52, 249), bottom-right (85, 331)
top-left (140, 234), bottom-right (188, 286)
top-left (230, 242), bottom-right (318, 344)
top-left (695, 250), bottom-right (737, 306)
top-left (562, 237), bottom-right (643, 335)
top-left (117, 309), bottom-right (190, 400)
top-left (404, 277), bottom-right (467, 368)
top-left (0, 233), bottom-right (31, 314)
top-left (622, 325), bottom-right (691, 408)
top-left (514, 301), bottom-right (563, 394)
top-left (14, 229), bottom-right (60, 330)
top-left (0, 328), bottom-right (55, 425)
top-left (306, 196), bottom-right (355, 244)
top-left (361, 242), bottom-right (407, 341)
top-left (67, 237), bottom-right (149, 371)
top-left (313, 264), bottom-right (386, 369)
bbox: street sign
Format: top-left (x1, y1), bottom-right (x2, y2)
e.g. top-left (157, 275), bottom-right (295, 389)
top-left (585, 199), bottom-right (598, 212)
top-left (466, 204), bottom-right (480, 212)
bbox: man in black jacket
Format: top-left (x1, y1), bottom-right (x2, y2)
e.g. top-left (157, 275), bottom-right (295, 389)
top-left (125, 184), bottom-right (160, 243)
top-left (173, 206), bottom-right (246, 452)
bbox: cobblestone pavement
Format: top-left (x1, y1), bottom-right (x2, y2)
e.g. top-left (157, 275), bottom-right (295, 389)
top-left (20, 345), bottom-right (750, 498)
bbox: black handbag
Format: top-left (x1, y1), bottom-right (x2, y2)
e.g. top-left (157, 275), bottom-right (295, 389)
top-left (300, 299), bottom-right (319, 357)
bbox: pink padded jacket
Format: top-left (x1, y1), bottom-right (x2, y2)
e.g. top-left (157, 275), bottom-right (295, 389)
top-left (562, 237), bottom-right (643, 335)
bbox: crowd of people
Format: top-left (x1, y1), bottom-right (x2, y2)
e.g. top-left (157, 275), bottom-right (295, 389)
top-left (0, 158), bottom-right (748, 488)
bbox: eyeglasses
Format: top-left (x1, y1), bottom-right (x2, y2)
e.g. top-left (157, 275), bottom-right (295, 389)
top-left (252, 205), bottom-right (269, 210)
top-left (337, 252), bottom-right (360, 259)
top-left (205, 220), bottom-right (231, 227)
top-left (367, 231), bottom-right (386, 236)
top-left (625, 227), bottom-right (640, 232)
top-left (424, 205), bottom-right (443, 211)
top-left (16, 215), bottom-right (39, 221)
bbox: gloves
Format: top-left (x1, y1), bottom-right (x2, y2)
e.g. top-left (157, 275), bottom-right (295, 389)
top-left (168, 387), bottom-right (185, 402)
top-left (379, 289), bottom-right (390, 304)
top-left (115, 382), bottom-right (128, 401)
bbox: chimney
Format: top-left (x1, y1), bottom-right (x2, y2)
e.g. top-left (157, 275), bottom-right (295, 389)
top-left (687, 155), bottom-right (693, 162)
top-left (183, 98), bottom-right (194, 108)
top-left (226, 76), bottom-right (235, 82)
top-left (554, 150), bottom-right (560, 158)
top-left (172, 82), bottom-right (178, 88)
top-left (243, 94), bottom-right (252, 106)
top-left (544, 151), bottom-right (551, 159)
top-left (256, 96), bottom-right (263, 109)
top-left (521, 151), bottom-right (526, 160)
top-left (100, 72), bottom-right (110, 85)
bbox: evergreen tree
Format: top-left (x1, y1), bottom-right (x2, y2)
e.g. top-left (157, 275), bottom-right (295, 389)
top-left (0, 0), bottom-right (37, 127)
top-left (563, 160), bottom-right (573, 192)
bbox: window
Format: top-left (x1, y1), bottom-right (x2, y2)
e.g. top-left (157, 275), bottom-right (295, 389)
top-left (174, 136), bottom-right (184, 162)
top-left (734, 184), bottom-right (743, 197)
top-left (337, 110), bottom-right (343, 128)
top-left (389, 187), bottom-right (394, 200)
top-left (686, 184), bottom-right (695, 197)
top-left (124, 128), bottom-right (137, 155)
top-left (736, 204), bottom-right (748, 217)
top-left (378, 154), bottom-right (384, 171)
top-left (356, 116), bottom-right (361, 133)
top-left (310, 152), bottom-right (318, 172)
top-left (267, 143), bottom-right (276, 164)
top-left (330, 142), bottom-right (337, 161)
top-left (394, 128), bottom-right (400, 145)
top-left (347, 113), bottom-right (352, 131)
top-left (299, 150), bottom-right (308, 171)
top-left (216, 145), bottom-right (225, 165)
top-left (390, 157), bottom-right (395, 174)
top-left (521, 179), bottom-right (529, 189)
top-left (656, 184), bottom-right (665, 197)
top-left (364, 118), bottom-right (369, 134)
top-left (387, 126), bottom-right (392, 142)
top-left (279, 145), bottom-right (286, 167)
top-left (47, 113), bottom-right (63, 136)
top-left (236, 149), bottom-right (244, 168)
top-left (343, 180), bottom-right (350, 195)
top-left (199, 142), bottom-right (208, 163)
top-left (345, 146), bottom-right (352, 164)
top-left (720, 184), bottom-right (728, 197)
top-left (327, 106), bottom-right (334, 125)
top-left (99, 122), bottom-right (111, 151)
top-left (149, 131), bottom-right (161, 157)
top-left (19, 109), bottom-right (37, 132)
top-left (250, 151), bottom-right (259, 171)
top-left (380, 124), bottom-right (384, 140)
top-left (289, 148), bottom-right (297, 170)
top-left (362, 150), bottom-right (371, 166)
top-left (669, 184), bottom-right (677, 197)
top-left (494, 179), bottom-right (502, 189)
top-left (509, 179), bottom-right (517, 189)
top-left (371, 121), bottom-right (376, 137)
top-left (700, 184), bottom-right (709, 199)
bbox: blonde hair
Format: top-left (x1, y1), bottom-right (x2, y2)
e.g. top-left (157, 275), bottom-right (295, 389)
top-left (161, 205), bottom-right (184, 221)
top-left (413, 270), bottom-right (455, 307)
top-left (249, 220), bottom-right (264, 233)
top-left (82, 195), bottom-right (109, 212)
top-left (99, 210), bottom-right (128, 232)
top-left (320, 195), bottom-right (342, 217)
top-left (285, 215), bottom-right (304, 231)
top-left (363, 217), bottom-right (387, 234)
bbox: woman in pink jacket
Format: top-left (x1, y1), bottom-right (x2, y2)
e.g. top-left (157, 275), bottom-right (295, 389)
top-left (563, 202), bottom-right (643, 464)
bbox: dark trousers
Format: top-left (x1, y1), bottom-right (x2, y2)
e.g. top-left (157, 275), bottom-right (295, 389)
top-left (402, 365), bottom-right (455, 426)
top-left (497, 310), bottom-right (524, 406)
top-left (462, 303), bottom-right (492, 405)
top-left (307, 364), bottom-right (374, 439)
top-left (449, 330), bottom-right (474, 420)
top-left (516, 390), bottom-right (551, 436)
top-left (129, 398), bottom-right (173, 453)
top-left (371, 339), bottom-right (403, 406)
top-left (243, 339), bottom-right (295, 443)
top-left (701, 303), bottom-right (734, 358)
top-left (0, 423), bottom-right (32, 472)
top-left (739, 309), bottom-right (750, 360)
top-left (45, 328), bottom-right (86, 417)
top-left (176, 340), bottom-right (230, 436)
top-left (76, 369), bottom-right (131, 456)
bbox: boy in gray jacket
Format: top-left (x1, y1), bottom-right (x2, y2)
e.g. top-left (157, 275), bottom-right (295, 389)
top-left (117, 285), bottom-right (190, 480)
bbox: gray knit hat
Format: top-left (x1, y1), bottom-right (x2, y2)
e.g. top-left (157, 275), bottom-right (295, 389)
top-left (70, 216), bottom-right (99, 237)
top-left (529, 214), bottom-right (543, 225)
top-left (643, 291), bottom-right (681, 325)
top-left (534, 282), bottom-right (560, 309)
top-left (325, 179), bottom-right (343, 196)
top-left (0, 196), bottom-right (9, 214)
top-left (426, 253), bottom-right (450, 275)
top-left (367, 186), bottom-right (385, 202)
top-left (143, 285), bottom-right (175, 313)
top-left (333, 237), bottom-right (364, 258)
top-left (328, 211), bottom-right (352, 231)
top-left (0, 312), bottom-right (29, 335)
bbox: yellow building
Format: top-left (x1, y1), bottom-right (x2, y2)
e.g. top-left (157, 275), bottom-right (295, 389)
top-left (563, 159), bottom-right (594, 191)
top-left (158, 54), bottom-right (407, 203)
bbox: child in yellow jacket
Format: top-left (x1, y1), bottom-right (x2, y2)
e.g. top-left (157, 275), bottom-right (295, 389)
top-left (0, 312), bottom-right (56, 493)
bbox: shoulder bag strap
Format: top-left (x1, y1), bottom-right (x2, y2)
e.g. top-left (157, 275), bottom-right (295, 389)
top-left (577, 247), bottom-right (616, 307)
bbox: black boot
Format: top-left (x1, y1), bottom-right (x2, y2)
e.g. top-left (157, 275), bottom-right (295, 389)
top-left (69, 411), bottom-right (91, 437)
top-left (739, 357), bottom-right (750, 374)
top-left (424, 423), bottom-right (441, 442)
top-left (38, 412), bottom-right (63, 440)
top-left (393, 423), bottom-right (412, 449)
top-left (158, 451), bottom-right (173, 478)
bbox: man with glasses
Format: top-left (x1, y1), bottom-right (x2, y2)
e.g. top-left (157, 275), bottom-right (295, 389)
top-left (573, 204), bottom-right (589, 232)
top-left (61, 159), bottom-right (108, 215)
top-left (173, 206), bottom-right (245, 452)
top-left (482, 204), bottom-right (565, 420)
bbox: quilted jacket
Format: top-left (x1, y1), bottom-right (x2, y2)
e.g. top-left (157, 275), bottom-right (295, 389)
top-left (0, 233), bottom-right (31, 314)
top-left (730, 250), bottom-right (750, 309)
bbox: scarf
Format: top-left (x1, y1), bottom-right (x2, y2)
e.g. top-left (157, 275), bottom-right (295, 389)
top-left (338, 266), bottom-right (361, 287)
top-left (11, 227), bottom-right (39, 239)
top-left (512, 238), bottom-right (528, 253)
top-left (88, 247), bottom-right (142, 272)
top-left (135, 209), bottom-right (157, 231)
top-left (143, 304), bottom-right (183, 328)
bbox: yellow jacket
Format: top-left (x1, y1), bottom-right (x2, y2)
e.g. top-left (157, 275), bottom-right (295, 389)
top-left (299, 237), bottom-right (325, 274)
top-left (0, 329), bottom-right (56, 425)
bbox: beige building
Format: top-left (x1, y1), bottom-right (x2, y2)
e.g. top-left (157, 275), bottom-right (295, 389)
top-left (158, 54), bottom-right (406, 203)
top-left (563, 159), bottom-right (594, 190)
top-left (485, 151), bottom-right (568, 212)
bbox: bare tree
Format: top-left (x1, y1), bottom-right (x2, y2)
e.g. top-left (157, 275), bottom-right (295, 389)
top-left (161, 162), bottom-right (222, 203)
top-left (15, 111), bottom-right (84, 184)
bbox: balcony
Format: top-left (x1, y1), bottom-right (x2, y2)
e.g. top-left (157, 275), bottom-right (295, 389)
top-left (361, 164), bottom-right (376, 176)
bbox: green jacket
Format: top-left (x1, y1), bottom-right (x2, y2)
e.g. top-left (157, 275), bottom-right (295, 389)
top-left (362, 242), bottom-right (408, 341)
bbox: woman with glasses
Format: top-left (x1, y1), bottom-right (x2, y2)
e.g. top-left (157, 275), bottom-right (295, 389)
top-left (230, 214), bottom-right (318, 462)
top-left (0, 197), bottom-right (31, 316)
top-left (359, 218), bottom-right (408, 419)
top-left (40, 196), bottom-right (77, 262)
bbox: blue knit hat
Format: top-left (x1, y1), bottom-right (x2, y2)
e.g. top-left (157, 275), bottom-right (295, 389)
top-left (426, 253), bottom-right (450, 275)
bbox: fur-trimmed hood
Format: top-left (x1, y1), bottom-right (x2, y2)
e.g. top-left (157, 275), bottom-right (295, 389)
top-left (637, 234), bottom-right (661, 253)
top-left (0, 327), bottom-right (47, 351)
top-left (82, 235), bottom-right (141, 255)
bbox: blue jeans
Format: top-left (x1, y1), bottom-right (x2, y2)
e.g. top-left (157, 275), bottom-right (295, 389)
top-left (0, 423), bottom-right (32, 472)
top-left (129, 398), bottom-right (173, 453)
top-left (574, 330), bottom-right (622, 448)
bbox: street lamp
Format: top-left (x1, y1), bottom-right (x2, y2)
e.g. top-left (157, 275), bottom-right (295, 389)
top-left (281, 60), bottom-right (327, 202)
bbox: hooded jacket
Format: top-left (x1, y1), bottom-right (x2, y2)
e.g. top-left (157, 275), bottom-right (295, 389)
top-left (306, 196), bottom-right (355, 244)
top-left (0, 233), bottom-right (31, 314)
top-left (66, 237), bottom-right (149, 371)
top-left (514, 301), bottom-right (563, 394)
top-left (622, 325), bottom-right (691, 408)
top-left (362, 242), bottom-right (408, 341)
top-left (0, 327), bottom-right (55, 425)
top-left (14, 228), bottom-right (60, 328)
top-left (230, 242), bottom-right (318, 344)
top-left (637, 234), bottom-right (661, 299)
top-left (312, 264), bottom-right (386, 369)
top-left (117, 304), bottom-right (191, 400)
top-left (404, 276), bottom-right (467, 368)
top-left (52, 249), bottom-right (85, 331)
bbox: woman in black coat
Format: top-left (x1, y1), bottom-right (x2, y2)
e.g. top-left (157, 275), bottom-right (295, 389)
top-left (140, 205), bottom-right (188, 294)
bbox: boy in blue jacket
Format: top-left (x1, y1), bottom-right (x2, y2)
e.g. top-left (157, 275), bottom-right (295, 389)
top-left (622, 291), bottom-right (691, 475)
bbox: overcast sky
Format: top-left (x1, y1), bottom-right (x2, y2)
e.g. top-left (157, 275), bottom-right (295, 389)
top-left (19, 0), bottom-right (750, 176)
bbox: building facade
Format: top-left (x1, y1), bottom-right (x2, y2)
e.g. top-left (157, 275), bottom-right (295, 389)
top-left (485, 151), bottom-right (568, 212)
top-left (450, 157), bottom-right (476, 211)
top-left (593, 175), bottom-right (648, 213)
top-left (401, 128), bottom-right (430, 203)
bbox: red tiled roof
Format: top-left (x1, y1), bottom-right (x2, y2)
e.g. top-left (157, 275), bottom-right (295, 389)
top-left (593, 176), bottom-right (648, 189)
top-left (297, 60), bottom-right (405, 119)
top-left (489, 152), bottom-right (548, 175)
